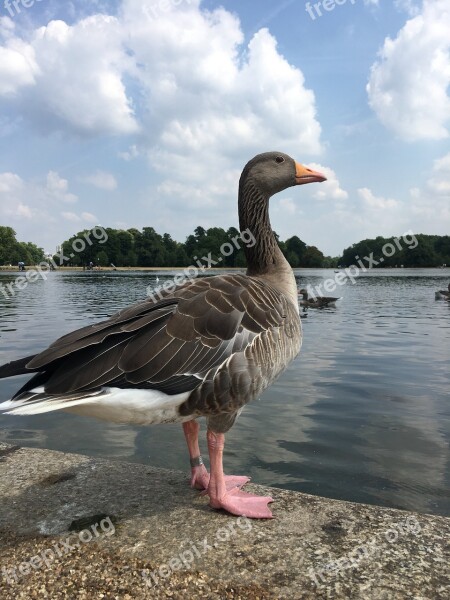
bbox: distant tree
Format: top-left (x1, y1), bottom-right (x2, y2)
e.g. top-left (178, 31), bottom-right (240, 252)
top-left (302, 246), bottom-right (324, 267)
top-left (402, 236), bottom-right (440, 267)
top-left (0, 226), bottom-right (44, 265)
top-left (96, 250), bottom-right (109, 266)
top-left (434, 235), bottom-right (450, 265)
top-left (123, 250), bottom-right (138, 267)
top-left (175, 246), bottom-right (190, 267)
top-left (285, 236), bottom-right (307, 265)
top-left (194, 226), bottom-right (207, 239)
top-left (49, 227), bottom-right (450, 271)
top-left (0, 226), bottom-right (17, 264)
top-left (322, 256), bottom-right (339, 268)
top-left (340, 234), bottom-right (445, 268)
top-left (184, 226), bottom-right (211, 262)
top-left (234, 252), bottom-right (246, 267)
top-left (19, 242), bottom-right (45, 265)
top-left (226, 227), bottom-right (246, 267)
top-left (286, 251), bottom-right (299, 267)
top-left (6, 220), bottom-right (448, 272)
top-left (133, 227), bottom-right (166, 266)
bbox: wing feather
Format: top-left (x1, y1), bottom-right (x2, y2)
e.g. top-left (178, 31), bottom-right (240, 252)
top-left (45, 336), bottom-right (131, 394)
top-left (118, 323), bottom-right (172, 371)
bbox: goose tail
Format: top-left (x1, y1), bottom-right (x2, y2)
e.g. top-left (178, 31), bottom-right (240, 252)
top-left (0, 388), bottom-right (105, 416)
top-left (0, 356), bottom-right (37, 379)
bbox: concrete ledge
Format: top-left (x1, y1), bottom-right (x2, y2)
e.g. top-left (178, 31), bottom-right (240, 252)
top-left (0, 442), bottom-right (448, 599)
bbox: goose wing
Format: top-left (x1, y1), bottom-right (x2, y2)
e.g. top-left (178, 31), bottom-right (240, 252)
top-left (6, 274), bottom-right (300, 416)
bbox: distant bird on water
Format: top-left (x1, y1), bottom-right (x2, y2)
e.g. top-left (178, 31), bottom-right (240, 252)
top-left (298, 288), bottom-right (340, 308)
top-left (435, 283), bottom-right (450, 300)
top-left (0, 152), bottom-right (326, 519)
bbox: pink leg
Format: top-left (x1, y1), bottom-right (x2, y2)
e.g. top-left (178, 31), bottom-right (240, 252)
top-left (182, 420), bottom-right (210, 490)
top-left (206, 430), bottom-right (274, 519)
top-left (182, 421), bottom-right (249, 492)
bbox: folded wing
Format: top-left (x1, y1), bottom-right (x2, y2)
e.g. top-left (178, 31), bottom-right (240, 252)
top-left (3, 274), bottom-right (298, 417)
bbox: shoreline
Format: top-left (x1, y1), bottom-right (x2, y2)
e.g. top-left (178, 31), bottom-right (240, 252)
top-left (0, 266), bottom-right (242, 272)
top-left (1, 266), bottom-right (449, 273)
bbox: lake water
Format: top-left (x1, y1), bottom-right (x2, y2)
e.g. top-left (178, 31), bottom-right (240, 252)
top-left (0, 269), bottom-right (449, 517)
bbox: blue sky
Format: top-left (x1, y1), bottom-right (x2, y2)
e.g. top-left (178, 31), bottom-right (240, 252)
top-left (0, 0), bottom-right (449, 256)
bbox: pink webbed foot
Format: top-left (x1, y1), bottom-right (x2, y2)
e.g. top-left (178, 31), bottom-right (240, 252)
top-left (190, 465), bottom-right (249, 492)
top-left (199, 475), bottom-right (250, 496)
top-left (203, 429), bottom-right (272, 518)
top-left (208, 487), bottom-right (274, 519)
top-left (223, 475), bottom-right (250, 489)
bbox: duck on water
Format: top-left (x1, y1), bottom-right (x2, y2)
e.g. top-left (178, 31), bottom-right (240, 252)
top-left (0, 152), bottom-right (326, 519)
top-left (435, 283), bottom-right (450, 300)
top-left (298, 288), bottom-right (340, 308)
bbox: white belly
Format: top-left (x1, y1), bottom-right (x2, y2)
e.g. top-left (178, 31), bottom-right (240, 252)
top-left (1, 387), bottom-right (193, 426)
top-left (67, 388), bottom-right (193, 425)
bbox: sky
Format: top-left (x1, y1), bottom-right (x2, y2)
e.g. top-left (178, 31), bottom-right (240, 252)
top-left (0, 0), bottom-right (449, 257)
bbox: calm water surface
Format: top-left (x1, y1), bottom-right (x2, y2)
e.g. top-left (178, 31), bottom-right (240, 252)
top-left (0, 269), bottom-right (449, 516)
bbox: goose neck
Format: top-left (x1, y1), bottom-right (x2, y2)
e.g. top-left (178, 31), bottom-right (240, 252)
top-left (238, 177), bottom-right (298, 310)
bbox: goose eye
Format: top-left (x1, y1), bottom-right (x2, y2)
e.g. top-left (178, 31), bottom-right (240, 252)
top-left (275, 156), bottom-right (284, 164)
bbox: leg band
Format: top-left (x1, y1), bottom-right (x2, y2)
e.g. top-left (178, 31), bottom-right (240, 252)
top-left (190, 455), bottom-right (204, 468)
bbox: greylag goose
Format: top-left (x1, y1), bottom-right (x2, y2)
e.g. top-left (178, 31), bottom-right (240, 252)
top-left (435, 283), bottom-right (450, 300)
top-left (0, 152), bottom-right (326, 519)
top-left (298, 288), bottom-right (340, 308)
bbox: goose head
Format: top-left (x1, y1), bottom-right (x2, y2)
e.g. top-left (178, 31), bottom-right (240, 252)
top-left (238, 152), bottom-right (326, 301)
top-left (239, 151), bottom-right (326, 198)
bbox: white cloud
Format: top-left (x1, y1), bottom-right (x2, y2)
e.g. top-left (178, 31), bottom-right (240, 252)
top-left (367, 0), bottom-right (450, 141)
top-left (295, 149), bottom-right (450, 255)
top-left (0, 16), bottom-right (138, 135)
top-left (0, 16), bottom-right (15, 40)
top-left (358, 187), bottom-right (400, 210)
top-left (128, 4), bottom-right (322, 195)
top-left (323, 154), bottom-right (450, 249)
top-left (277, 197), bottom-right (297, 216)
top-left (307, 163), bottom-right (348, 201)
top-left (0, 170), bottom-right (83, 251)
top-left (0, 1), bottom-right (324, 255)
top-left (81, 212), bottom-right (98, 223)
top-left (0, 39), bottom-right (38, 96)
top-left (394, 0), bottom-right (421, 16)
top-left (82, 170), bottom-right (118, 190)
top-left (0, 1), bottom-right (322, 160)
top-left (46, 171), bottom-right (78, 204)
top-left (0, 169), bottom-right (98, 256)
top-left (118, 144), bottom-right (139, 161)
top-left (61, 211), bottom-right (98, 224)
top-left (410, 174), bottom-right (450, 220)
top-left (1, 195), bottom-right (33, 220)
top-left (0, 172), bottom-right (23, 193)
top-left (422, 152), bottom-right (450, 196)
top-left (433, 153), bottom-right (450, 171)
top-left (16, 203), bottom-right (32, 218)
top-left (0, 173), bottom-right (35, 226)
top-left (61, 211), bottom-right (81, 223)
top-left (135, 15), bottom-right (321, 220)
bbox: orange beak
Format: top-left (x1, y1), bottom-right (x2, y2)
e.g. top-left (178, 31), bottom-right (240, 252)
top-left (295, 162), bottom-right (327, 185)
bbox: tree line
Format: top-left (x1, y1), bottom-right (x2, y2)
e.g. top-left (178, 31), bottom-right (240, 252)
top-left (56, 226), bottom-right (332, 268)
top-left (2, 224), bottom-right (449, 269)
top-left (0, 226), bottom-right (45, 266)
top-left (340, 234), bottom-right (450, 268)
